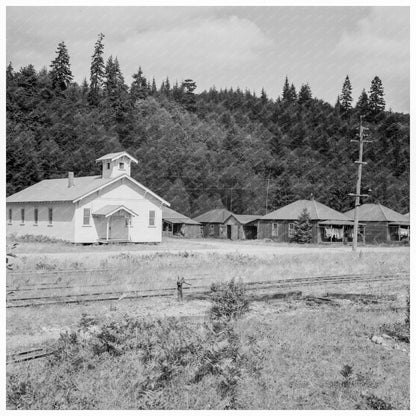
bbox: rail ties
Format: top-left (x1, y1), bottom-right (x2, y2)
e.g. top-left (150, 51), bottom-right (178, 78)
top-left (7, 348), bottom-right (54, 364)
top-left (6, 272), bottom-right (409, 309)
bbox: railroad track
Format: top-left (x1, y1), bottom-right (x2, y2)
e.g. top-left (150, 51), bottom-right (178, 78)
top-left (6, 272), bottom-right (409, 308)
top-left (7, 347), bottom-right (55, 365)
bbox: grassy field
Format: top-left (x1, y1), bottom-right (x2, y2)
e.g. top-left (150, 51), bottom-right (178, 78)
top-left (6, 241), bottom-right (410, 409)
top-left (7, 285), bottom-right (409, 409)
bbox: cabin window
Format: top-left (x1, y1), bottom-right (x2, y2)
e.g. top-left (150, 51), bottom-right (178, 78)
top-left (83, 208), bottom-right (91, 225)
top-left (125, 216), bottom-right (132, 227)
top-left (8, 208), bottom-right (12, 224)
top-left (48, 208), bottom-right (53, 225)
top-left (272, 223), bottom-right (278, 237)
top-left (288, 223), bottom-right (295, 238)
top-left (149, 210), bottom-right (155, 226)
top-left (209, 224), bottom-right (214, 230)
top-left (107, 162), bottom-right (110, 170)
top-left (20, 208), bottom-right (25, 224)
top-left (119, 162), bottom-right (125, 170)
top-left (34, 208), bottom-right (38, 225)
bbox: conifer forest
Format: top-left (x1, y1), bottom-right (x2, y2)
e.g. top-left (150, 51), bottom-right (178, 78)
top-left (6, 34), bottom-right (410, 216)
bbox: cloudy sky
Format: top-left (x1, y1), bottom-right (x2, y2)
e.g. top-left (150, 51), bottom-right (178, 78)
top-left (6, 6), bottom-right (410, 112)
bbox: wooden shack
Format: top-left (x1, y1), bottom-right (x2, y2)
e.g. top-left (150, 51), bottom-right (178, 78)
top-left (258, 199), bottom-right (356, 244)
top-left (344, 203), bottom-right (410, 243)
top-left (192, 208), bottom-right (233, 238)
top-left (224, 214), bottom-right (262, 240)
top-left (162, 206), bottom-right (202, 238)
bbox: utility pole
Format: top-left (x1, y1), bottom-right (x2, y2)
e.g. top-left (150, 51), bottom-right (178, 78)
top-left (349, 116), bottom-right (372, 251)
top-left (265, 175), bottom-right (270, 215)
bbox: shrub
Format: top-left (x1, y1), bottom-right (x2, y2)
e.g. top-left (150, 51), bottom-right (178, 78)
top-left (362, 394), bottom-right (393, 410)
top-left (209, 278), bottom-right (250, 322)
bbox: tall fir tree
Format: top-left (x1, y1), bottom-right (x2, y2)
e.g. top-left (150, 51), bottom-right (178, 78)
top-left (289, 83), bottom-right (297, 101)
top-left (49, 41), bottom-right (73, 91)
top-left (260, 88), bottom-right (268, 105)
top-left (340, 75), bottom-right (352, 113)
top-left (130, 67), bottom-right (148, 101)
top-left (88, 33), bottom-right (105, 106)
top-left (181, 79), bottom-right (197, 112)
top-left (150, 78), bottom-right (157, 95)
top-left (282, 76), bottom-right (291, 101)
top-left (369, 75), bottom-right (385, 116)
top-left (298, 83), bottom-right (312, 104)
top-left (356, 88), bottom-right (370, 116)
top-left (103, 56), bottom-right (129, 121)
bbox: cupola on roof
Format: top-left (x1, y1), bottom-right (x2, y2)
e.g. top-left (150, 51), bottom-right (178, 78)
top-left (96, 151), bottom-right (138, 179)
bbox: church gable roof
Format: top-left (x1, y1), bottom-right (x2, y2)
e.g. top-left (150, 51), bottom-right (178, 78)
top-left (6, 174), bottom-right (169, 206)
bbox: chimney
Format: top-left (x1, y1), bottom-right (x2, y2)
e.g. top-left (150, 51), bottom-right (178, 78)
top-left (68, 172), bottom-right (74, 188)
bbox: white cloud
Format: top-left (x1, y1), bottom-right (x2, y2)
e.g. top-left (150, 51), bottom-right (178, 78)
top-left (110, 15), bottom-right (275, 88)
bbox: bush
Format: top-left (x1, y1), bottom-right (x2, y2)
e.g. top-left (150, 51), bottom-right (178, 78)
top-left (209, 278), bottom-right (250, 322)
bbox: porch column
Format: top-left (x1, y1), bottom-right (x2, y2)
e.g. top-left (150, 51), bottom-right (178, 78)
top-left (106, 217), bottom-right (109, 241)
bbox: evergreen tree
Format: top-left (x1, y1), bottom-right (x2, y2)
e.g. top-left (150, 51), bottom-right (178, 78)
top-left (104, 56), bottom-right (127, 101)
top-left (356, 88), bottom-right (370, 116)
top-left (88, 33), bottom-right (105, 106)
top-left (334, 95), bottom-right (341, 113)
top-left (181, 79), bottom-right (197, 112)
top-left (164, 77), bottom-right (171, 97)
top-left (282, 76), bottom-right (291, 101)
top-left (340, 75), bottom-right (352, 113)
top-left (298, 83), bottom-right (312, 104)
top-left (6, 62), bottom-right (14, 84)
top-left (260, 88), bottom-right (268, 105)
top-left (49, 41), bottom-right (73, 91)
top-left (282, 77), bottom-right (297, 103)
top-left (292, 208), bottom-right (313, 243)
top-left (130, 67), bottom-right (148, 101)
top-left (369, 76), bottom-right (385, 116)
top-left (289, 83), bottom-right (297, 101)
top-left (172, 80), bottom-right (184, 102)
top-left (150, 78), bottom-right (157, 95)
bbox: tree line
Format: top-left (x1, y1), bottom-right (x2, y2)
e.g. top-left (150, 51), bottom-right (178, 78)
top-left (6, 35), bottom-right (409, 216)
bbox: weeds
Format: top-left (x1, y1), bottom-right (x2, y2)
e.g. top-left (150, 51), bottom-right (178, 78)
top-left (378, 291), bottom-right (410, 343)
top-left (9, 234), bottom-right (70, 244)
top-left (357, 393), bottom-right (393, 410)
top-left (35, 261), bottom-right (57, 271)
top-left (209, 278), bottom-right (250, 322)
top-left (340, 364), bottom-right (354, 387)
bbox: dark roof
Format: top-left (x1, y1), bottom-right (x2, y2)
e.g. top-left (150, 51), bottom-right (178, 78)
top-left (193, 208), bottom-right (233, 223)
top-left (230, 214), bottom-right (262, 225)
top-left (344, 203), bottom-right (409, 223)
top-left (6, 174), bottom-right (169, 205)
top-left (262, 199), bottom-right (349, 221)
top-left (162, 206), bottom-right (201, 225)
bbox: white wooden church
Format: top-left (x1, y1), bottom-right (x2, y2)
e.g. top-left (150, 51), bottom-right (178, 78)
top-left (6, 151), bottom-right (170, 243)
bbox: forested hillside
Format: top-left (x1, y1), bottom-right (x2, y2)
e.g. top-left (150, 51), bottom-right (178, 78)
top-left (6, 35), bottom-right (410, 216)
